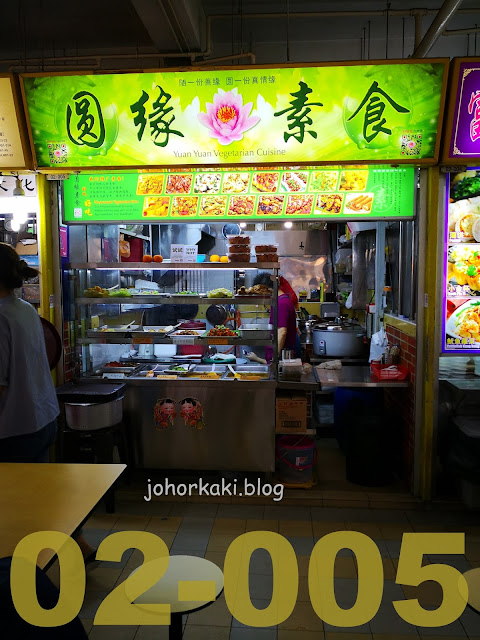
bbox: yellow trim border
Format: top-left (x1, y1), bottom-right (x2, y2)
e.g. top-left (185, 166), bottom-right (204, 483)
top-left (384, 314), bottom-right (417, 338)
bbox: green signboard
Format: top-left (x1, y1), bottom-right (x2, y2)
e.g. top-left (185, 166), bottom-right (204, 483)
top-left (22, 61), bottom-right (447, 169)
top-left (62, 166), bottom-right (415, 223)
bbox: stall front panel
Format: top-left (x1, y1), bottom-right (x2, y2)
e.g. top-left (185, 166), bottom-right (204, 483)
top-left (21, 59), bottom-right (448, 169)
top-left (443, 168), bottom-right (480, 353)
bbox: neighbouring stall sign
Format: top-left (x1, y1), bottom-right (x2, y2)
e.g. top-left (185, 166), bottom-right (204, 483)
top-left (0, 76), bottom-right (28, 169)
top-left (21, 61), bottom-right (447, 169)
top-left (443, 167), bottom-right (480, 353)
top-left (444, 59), bottom-right (480, 163)
top-left (62, 165), bottom-right (415, 223)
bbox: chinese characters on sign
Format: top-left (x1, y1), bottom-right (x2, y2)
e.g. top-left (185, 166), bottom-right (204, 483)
top-left (66, 91), bottom-right (105, 148)
top-left (447, 61), bottom-right (480, 160)
top-left (274, 81), bottom-right (323, 143)
top-left (130, 86), bottom-right (184, 147)
top-left (347, 81), bottom-right (410, 144)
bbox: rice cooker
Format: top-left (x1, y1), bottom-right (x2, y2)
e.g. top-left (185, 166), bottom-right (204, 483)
top-left (312, 321), bottom-right (366, 357)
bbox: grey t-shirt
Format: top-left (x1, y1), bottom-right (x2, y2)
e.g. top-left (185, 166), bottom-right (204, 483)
top-left (0, 295), bottom-right (59, 439)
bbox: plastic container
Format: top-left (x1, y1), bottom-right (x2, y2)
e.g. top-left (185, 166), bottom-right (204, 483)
top-left (256, 253), bottom-right (279, 262)
top-left (276, 436), bottom-right (317, 484)
top-left (228, 253), bottom-right (251, 263)
top-left (65, 397), bottom-right (123, 431)
top-left (229, 244), bottom-right (252, 254)
top-left (154, 344), bottom-right (177, 357)
top-left (254, 244), bottom-right (278, 254)
top-left (370, 364), bottom-right (408, 380)
top-left (227, 235), bottom-right (250, 245)
top-left (196, 254), bottom-right (206, 262)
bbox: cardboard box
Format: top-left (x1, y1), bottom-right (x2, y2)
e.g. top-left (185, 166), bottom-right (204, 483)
top-left (276, 394), bottom-right (307, 433)
top-left (16, 240), bottom-right (38, 256)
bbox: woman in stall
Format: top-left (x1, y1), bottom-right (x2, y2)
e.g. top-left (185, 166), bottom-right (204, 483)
top-left (247, 272), bottom-right (301, 364)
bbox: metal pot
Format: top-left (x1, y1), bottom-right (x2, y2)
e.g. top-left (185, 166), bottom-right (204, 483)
top-left (65, 396), bottom-right (123, 431)
top-left (312, 323), bottom-right (366, 357)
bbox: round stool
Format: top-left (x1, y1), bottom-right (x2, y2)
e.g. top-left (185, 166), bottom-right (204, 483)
top-left (126, 555), bottom-right (224, 640)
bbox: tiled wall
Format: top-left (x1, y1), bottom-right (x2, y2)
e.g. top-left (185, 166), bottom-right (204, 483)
top-left (385, 321), bottom-right (416, 490)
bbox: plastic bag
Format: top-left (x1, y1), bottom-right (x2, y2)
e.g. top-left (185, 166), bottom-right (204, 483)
top-left (369, 327), bottom-right (389, 363)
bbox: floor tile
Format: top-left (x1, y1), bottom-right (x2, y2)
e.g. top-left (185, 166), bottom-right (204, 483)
top-left (460, 605), bottom-right (480, 636)
top-left (86, 567), bottom-right (123, 591)
top-left (84, 514), bottom-right (118, 530)
top-left (183, 624), bottom-right (230, 639)
top-left (377, 524), bottom-right (413, 539)
top-left (83, 528), bottom-right (113, 548)
top-left (402, 582), bottom-right (443, 608)
top-left (249, 573), bottom-right (274, 600)
top-left (217, 505), bottom-right (265, 519)
top-left (334, 556), bottom-right (357, 579)
top-left (278, 602), bottom-right (324, 632)
top-left (311, 508), bottom-right (348, 522)
top-left (324, 621), bottom-right (372, 635)
top-left (173, 531), bottom-right (211, 548)
top-left (212, 518), bottom-right (247, 534)
top-left (145, 516), bottom-right (183, 533)
top-left (417, 618), bottom-right (466, 636)
top-left (381, 557), bottom-right (397, 581)
top-left (134, 626), bottom-right (169, 639)
top-left (249, 549), bottom-right (274, 576)
top-left (88, 626), bottom-right (138, 639)
top-left (232, 599), bottom-right (277, 630)
top-left (230, 629), bottom-right (277, 640)
top-left (344, 523), bottom-right (383, 539)
top-left (373, 636), bottom-right (419, 640)
top-left (186, 594), bottom-right (232, 627)
top-left (111, 516), bottom-right (150, 531)
top-left (169, 503), bottom-right (219, 518)
top-left (326, 634), bottom-right (372, 639)
top-left (169, 545), bottom-right (207, 557)
top-left (178, 516), bottom-right (215, 532)
top-left (279, 521), bottom-right (313, 537)
top-left (279, 631), bottom-right (324, 640)
top-left (80, 590), bottom-right (108, 619)
top-left (284, 536), bottom-right (315, 555)
top-left (313, 522), bottom-right (347, 537)
top-left (426, 555), bottom-right (471, 573)
top-left (369, 603), bottom-right (419, 635)
top-left (246, 520), bottom-right (279, 532)
top-left (207, 533), bottom-right (242, 553)
top-left (205, 551), bottom-right (226, 571)
top-left (297, 555), bottom-right (310, 577)
top-left (82, 618), bottom-right (93, 635)
top-left (264, 506), bottom-right (312, 521)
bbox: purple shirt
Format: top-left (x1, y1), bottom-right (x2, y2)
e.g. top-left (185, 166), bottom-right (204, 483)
top-left (265, 294), bottom-right (297, 362)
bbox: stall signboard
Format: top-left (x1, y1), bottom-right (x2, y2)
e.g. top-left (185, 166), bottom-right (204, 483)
top-left (21, 61), bottom-right (447, 169)
top-left (443, 168), bottom-right (480, 353)
top-left (0, 76), bottom-right (29, 169)
top-left (443, 58), bottom-right (480, 164)
top-left (62, 166), bottom-right (415, 223)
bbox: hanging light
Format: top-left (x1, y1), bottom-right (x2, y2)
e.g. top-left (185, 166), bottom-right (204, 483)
top-left (12, 178), bottom-right (25, 197)
top-left (284, 221), bottom-right (293, 229)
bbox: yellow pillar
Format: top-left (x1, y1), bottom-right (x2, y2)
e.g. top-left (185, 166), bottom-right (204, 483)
top-left (36, 174), bottom-right (55, 325)
top-left (419, 166), bottom-right (442, 500)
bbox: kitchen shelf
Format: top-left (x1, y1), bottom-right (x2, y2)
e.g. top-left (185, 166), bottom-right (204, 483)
top-left (76, 296), bottom-right (272, 305)
top-left (68, 262), bottom-right (279, 270)
top-left (78, 336), bottom-right (273, 346)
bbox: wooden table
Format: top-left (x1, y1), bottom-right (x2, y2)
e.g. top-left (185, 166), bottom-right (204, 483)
top-left (128, 555), bottom-right (224, 640)
top-left (0, 463), bottom-right (125, 568)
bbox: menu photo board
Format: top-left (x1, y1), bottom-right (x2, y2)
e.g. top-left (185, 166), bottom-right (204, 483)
top-left (62, 165), bottom-right (415, 223)
top-left (443, 58), bottom-right (480, 164)
top-left (0, 75), bottom-right (30, 169)
top-left (443, 168), bottom-right (480, 352)
top-left (21, 60), bottom-right (447, 169)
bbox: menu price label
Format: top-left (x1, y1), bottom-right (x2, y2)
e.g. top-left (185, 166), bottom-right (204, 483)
top-left (62, 166), bottom-right (415, 223)
top-left (442, 167), bottom-right (480, 353)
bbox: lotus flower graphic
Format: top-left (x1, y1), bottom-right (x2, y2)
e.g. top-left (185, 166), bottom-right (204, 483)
top-left (197, 88), bottom-right (260, 146)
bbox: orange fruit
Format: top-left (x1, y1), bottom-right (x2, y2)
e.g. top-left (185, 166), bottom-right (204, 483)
top-left (210, 255), bottom-right (220, 262)
top-left (220, 256), bottom-right (228, 263)
top-left (143, 255), bottom-right (153, 262)
top-left (153, 255), bottom-right (163, 263)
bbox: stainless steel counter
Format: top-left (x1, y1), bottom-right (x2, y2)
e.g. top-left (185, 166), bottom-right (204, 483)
top-left (316, 365), bottom-right (409, 388)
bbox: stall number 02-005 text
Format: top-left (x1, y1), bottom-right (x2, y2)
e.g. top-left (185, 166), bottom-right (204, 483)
top-left (10, 531), bottom-right (470, 628)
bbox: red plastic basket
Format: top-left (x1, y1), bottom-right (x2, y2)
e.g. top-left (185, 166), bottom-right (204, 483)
top-left (370, 363), bottom-right (409, 380)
